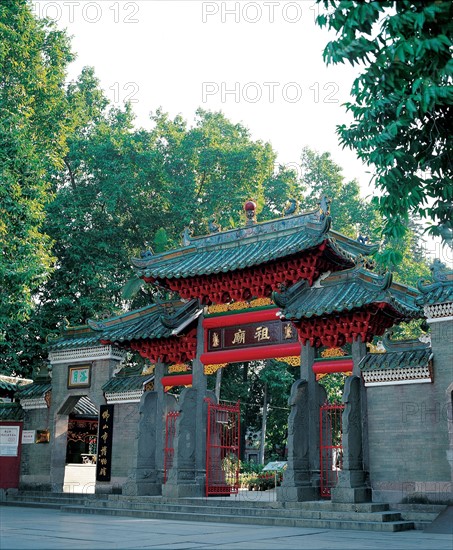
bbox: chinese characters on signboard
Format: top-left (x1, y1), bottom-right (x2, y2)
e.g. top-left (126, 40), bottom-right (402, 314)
top-left (208, 320), bottom-right (297, 352)
top-left (96, 404), bottom-right (114, 482)
top-left (67, 365), bottom-right (91, 388)
top-left (0, 426), bottom-right (20, 456)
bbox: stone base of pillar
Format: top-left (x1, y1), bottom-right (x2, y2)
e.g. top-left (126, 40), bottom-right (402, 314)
top-left (331, 470), bottom-right (371, 503)
top-left (161, 480), bottom-right (205, 498)
top-left (122, 480), bottom-right (162, 497)
top-left (276, 484), bottom-right (318, 502)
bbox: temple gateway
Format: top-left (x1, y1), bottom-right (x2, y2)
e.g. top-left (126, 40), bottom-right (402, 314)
top-left (1, 200), bottom-right (452, 513)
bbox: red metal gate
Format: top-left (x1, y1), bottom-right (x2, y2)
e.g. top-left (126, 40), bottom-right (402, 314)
top-left (164, 411), bottom-right (180, 483)
top-left (205, 399), bottom-right (240, 497)
top-left (319, 402), bottom-right (344, 498)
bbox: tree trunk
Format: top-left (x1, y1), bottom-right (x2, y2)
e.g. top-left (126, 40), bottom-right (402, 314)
top-left (215, 367), bottom-right (222, 401)
top-left (259, 382), bottom-right (268, 465)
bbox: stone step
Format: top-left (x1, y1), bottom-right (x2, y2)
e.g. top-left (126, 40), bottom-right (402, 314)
top-left (73, 498), bottom-right (404, 523)
top-left (3, 494), bottom-right (413, 531)
top-left (6, 493), bottom-right (394, 520)
top-left (62, 504), bottom-right (415, 532)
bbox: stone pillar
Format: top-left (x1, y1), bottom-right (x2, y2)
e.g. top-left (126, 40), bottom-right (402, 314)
top-left (332, 375), bottom-right (371, 503)
top-left (277, 342), bottom-right (326, 502)
top-left (162, 313), bottom-right (212, 498)
top-left (352, 337), bottom-right (370, 474)
top-left (122, 391), bottom-right (159, 496)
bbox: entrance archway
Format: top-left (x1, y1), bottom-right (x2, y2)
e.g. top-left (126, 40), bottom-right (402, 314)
top-left (60, 396), bottom-right (98, 493)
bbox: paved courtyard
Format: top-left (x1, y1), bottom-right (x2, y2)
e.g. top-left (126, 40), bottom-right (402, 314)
top-left (1, 505), bottom-right (452, 550)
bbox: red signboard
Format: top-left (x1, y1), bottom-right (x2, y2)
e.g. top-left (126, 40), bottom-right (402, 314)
top-left (202, 309), bottom-right (300, 364)
top-left (208, 320), bottom-right (297, 352)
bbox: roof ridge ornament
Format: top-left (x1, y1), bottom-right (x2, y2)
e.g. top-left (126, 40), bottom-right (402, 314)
top-left (160, 299), bottom-right (201, 329)
top-left (417, 258), bottom-right (453, 293)
top-left (272, 279), bottom-right (309, 308)
top-left (244, 199), bottom-right (257, 226)
top-left (382, 329), bottom-right (431, 352)
top-left (208, 217), bottom-right (221, 233)
top-left (181, 227), bottom-right (193, 247)
top-left (319, 195), bottom-right (331, 221)
top-left (283, 198), bottom-right (298, 217)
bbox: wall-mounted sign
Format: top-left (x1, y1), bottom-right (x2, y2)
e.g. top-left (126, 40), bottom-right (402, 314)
top-left (36, 430), bottom-right (50, 444)
top-left (96, 405), bottom-right (114, 482)
top-left (68, 365), bottom-right (91, 388)
top-left (0, 426), bottom-right (20, 456)
top-left (22, 430), bottom-right (36, 444)
top-left (207, 320), bottom-right (297, 352)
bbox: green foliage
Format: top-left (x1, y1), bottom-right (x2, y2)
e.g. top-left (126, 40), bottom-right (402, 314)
top-left (298, 147), bottom-right (381, 238)
top-left (316, 0), bottom-right (453, 243)
top-left (0, 0), bottom-right (73, 326)
top-left (245, 472), bottom-right (283, 491)
top-left (318, 373), bottom-right (346, 404)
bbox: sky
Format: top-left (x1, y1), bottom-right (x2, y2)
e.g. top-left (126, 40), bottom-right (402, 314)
top-left (31, 0), bottom-right (451, 263)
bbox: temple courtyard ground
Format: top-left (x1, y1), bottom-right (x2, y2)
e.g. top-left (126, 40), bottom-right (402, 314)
top-left (1, 505), bottom-right (452, 550)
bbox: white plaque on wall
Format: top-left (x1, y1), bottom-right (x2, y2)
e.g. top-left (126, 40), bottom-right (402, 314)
top-left (22, 430), bottom-right (35, 444)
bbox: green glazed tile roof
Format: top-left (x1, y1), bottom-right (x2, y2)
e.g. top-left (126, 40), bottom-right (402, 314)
top-left (89, 299), bottom-right (201, 344)
top-left (73, 396), bottom-right (98, 416)
top-left (274, 267), bottom-right (421, 320)
top-left (0, 379), bottom-right (18, 393)
top-left (417, 262), bottom-right (453, 306)
top-left (47, 325), bottom-right (100, 350)
top-left (360, 349), bottom-right (433, 372)
top-left (17, 382), bottom-right (52, 399)
top-left (102, 374), bottom-right (154, 393)
top-left (132, 214), bottom-right (378, 281)
top-left (0, 402), bottom-right (24, 421)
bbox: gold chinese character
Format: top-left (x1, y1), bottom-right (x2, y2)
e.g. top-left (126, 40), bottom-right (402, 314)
top-left (99, 467), bottom-right (107, 476)
top-left (100, 446), bottom-right (108, 456)
top-left (211, 332), bottom-right (220, 347)
top-left (100, 458), bottom-right (107, 465)
top-left (283, 323), bottom-right (294, 339)
top-left (231, 329), bottom-right (246, 345)
top-left (254, 326), bottom-right (270, 342)
top-left (101, 432), bottom-right (109, 443)
top-left (102, 410), bottom-right (110, 421)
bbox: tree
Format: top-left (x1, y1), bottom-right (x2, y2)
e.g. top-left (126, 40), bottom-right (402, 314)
top-left (0, 0), bottom-right (73, 326)
top-left (298, 146), bottom-right (381, 239)
top-left (316, 0), bottom-right (453, 243)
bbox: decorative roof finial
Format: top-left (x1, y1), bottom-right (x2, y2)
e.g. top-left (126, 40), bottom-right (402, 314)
top-left (181, 227), bottom-right (193, 247)
top-left (283, 198), bottom-right (298, 217)
top-left (357, 234), bottom-right (369, 245)
top-left (244, 199), bottom-right (257, 226)
top-left (319, 195), bottom-right (331, 221)
top-left (208, 217), bottom-right (220, 233)
top-left (430, 258), bottom-right (448, 282)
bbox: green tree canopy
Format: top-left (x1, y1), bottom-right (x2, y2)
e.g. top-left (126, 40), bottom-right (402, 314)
top-left (0, 0), bottom-right (73, 326)
top-left (316, 0), bottom-right (453, 243)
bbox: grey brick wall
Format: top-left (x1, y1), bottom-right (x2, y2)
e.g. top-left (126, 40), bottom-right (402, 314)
top-left (20, 409), bottom-right (52, 490)
top-left (366, 319), bottom-right (453, 504)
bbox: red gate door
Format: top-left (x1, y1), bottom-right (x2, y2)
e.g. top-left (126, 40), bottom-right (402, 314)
top-left (205, 399), bottom-right (240, 497)
top-left (164, 411), bottom-right (180, 483)
top-left (0, 422), bottom-right (22, 489)
top-left (319, 403), bottom-right (344, 498)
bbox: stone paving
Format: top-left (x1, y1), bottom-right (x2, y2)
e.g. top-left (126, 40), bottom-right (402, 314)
top-left (1, 505), bottom-right (452, 549)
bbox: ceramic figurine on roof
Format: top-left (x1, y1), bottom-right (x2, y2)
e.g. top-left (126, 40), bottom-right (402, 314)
top-left (244, 199), bottom-right (257, 225)
top-left (319, 195), bottom-right (331, 221)
top-left (416, 258), bottom-right (453, 312)
top-left (181, 227), bottom-right (193, 247)
top-left (208, 217), bottom-right (220, 233)
top-left (283, 198), bottom-right (298, 217)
